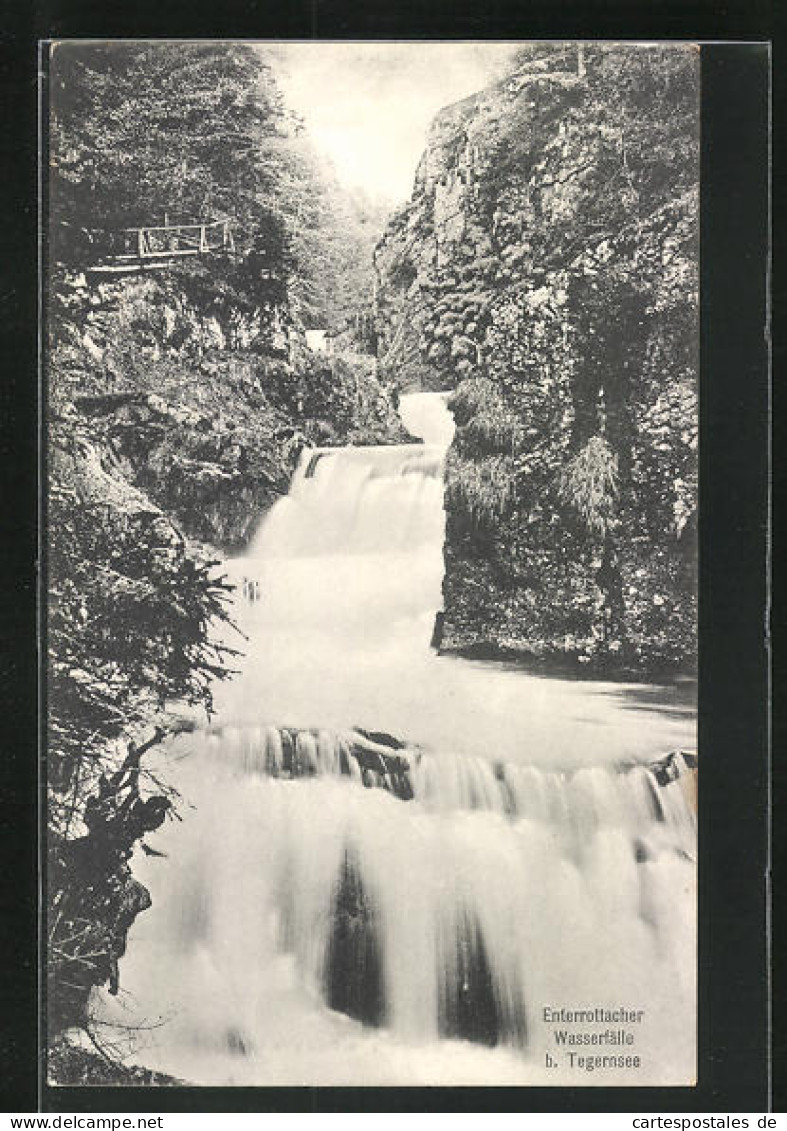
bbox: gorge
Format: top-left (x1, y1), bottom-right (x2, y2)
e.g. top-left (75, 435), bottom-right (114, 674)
top-left (46, 42), bottom-right (699, 1089)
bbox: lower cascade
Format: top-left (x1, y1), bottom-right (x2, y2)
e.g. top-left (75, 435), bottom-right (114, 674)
top-left (108, 393), bottom-right (697, 1086)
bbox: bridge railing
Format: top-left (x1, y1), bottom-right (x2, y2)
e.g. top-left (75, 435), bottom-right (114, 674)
top-left (110, 218), bottom-right (236, 262)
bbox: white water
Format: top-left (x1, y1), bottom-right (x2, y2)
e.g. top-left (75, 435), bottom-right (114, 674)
top-left (106, 392), bottom-right (697, 1086)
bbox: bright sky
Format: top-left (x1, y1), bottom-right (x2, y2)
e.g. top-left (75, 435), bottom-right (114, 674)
top-left (264, 42), bottom-right (521, 207)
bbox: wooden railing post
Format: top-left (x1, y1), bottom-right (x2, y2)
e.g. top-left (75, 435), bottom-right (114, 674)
top-left (99, 216), bottom-right (237, 270)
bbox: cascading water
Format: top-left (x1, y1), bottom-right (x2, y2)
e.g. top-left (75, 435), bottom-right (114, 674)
top-left (106, 392), bottom-right (697, 1086)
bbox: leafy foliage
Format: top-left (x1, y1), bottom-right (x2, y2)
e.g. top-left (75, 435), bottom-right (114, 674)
top-left (47, 404), bottom-right (240, 1037)
top-left (50, 44), bottom-right (283, 258)
top-left (48, 425), bottom-right (239, 838)
top-left (49, 42), bottom-right (384, 333)
top-left (445, 451), bottom-right (518, 535)
top-left (450, 378), bottom-right (525, 457)
top-left (557, 436), bottom-right (618, 536)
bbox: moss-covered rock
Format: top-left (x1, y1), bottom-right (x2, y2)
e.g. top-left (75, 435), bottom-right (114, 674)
top-left (375, 45), bottom-right (698, 673)
top-left (51, 271), bottom-right (407, 555)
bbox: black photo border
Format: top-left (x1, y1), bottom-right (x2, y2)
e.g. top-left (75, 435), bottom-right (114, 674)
top-left (0, 0), bottom-right (773, 1115)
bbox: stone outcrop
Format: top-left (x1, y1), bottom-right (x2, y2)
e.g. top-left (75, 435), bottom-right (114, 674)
top-left (374, 45), bottom-right (698, 672)
top-left (52, 270), bottom-right (407, 555)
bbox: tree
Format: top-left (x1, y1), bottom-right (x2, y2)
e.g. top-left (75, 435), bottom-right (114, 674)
top-left (48, 42), bottom-right (383, 335)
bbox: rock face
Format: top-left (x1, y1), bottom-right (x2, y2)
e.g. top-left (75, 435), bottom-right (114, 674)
top-left (53, 270), bottom-right (407, 556)
top-left (374, 45), bottom-right (698, 672)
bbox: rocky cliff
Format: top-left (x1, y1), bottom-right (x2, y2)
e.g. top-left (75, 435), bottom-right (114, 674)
top-left (52, 269), bottom-right (405, 556)
top-left (374, 44), bottom-right (698, 672)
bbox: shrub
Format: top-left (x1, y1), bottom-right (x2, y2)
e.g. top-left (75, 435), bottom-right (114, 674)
top-left (446, 452), bottom-right (519, 533)
top-left (556, 435), bottom-right (618, 536)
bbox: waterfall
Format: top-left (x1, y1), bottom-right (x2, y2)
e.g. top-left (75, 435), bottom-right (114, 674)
top-left (107, 392), bottom-right (697, 1087)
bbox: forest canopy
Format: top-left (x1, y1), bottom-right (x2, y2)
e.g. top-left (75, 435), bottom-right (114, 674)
top-left (49, 41), bottom-right (384, 330)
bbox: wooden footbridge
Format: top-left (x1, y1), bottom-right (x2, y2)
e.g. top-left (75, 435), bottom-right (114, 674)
top-left (86, 217), bottom-right (238, 276)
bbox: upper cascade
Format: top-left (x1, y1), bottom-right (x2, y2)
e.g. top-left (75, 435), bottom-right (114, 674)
top-left (248, 392), bottom-right (454, 561)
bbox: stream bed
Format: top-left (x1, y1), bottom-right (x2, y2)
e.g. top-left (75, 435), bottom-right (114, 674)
top-left (101, 392), bottom-right (697, 1087)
